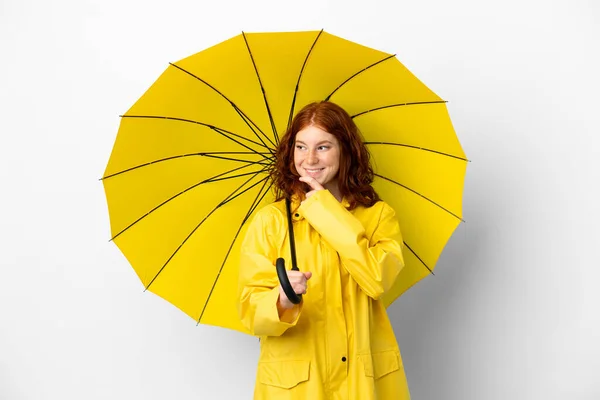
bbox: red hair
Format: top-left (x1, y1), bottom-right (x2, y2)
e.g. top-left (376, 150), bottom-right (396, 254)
top-left (270, 101), bottom-right (380, 210)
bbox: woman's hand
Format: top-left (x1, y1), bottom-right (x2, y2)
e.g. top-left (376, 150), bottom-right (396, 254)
top-left (278, 270), bottom-right (313, 309)
top-left (299, 176), bottom-right (324, 202)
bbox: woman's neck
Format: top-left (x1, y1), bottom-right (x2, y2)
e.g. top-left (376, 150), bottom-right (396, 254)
top-left (324, 184), bottom-right (343, 203)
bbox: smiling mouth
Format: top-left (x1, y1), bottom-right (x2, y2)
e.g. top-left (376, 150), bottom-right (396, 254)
top-left (304, 168), bottom-right (324, 175)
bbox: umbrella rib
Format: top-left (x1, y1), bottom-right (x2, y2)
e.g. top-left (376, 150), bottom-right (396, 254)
top-left (144, 168), bottom-right (271, 291)
top-left (286, 29), bottom-right (324, 130)
top-left (375, 173), bottom-right (464, 222)
top-left (325, 54), bottom-right (397, 101)
top-left (365, 142), bottom-right (469, 162)
top-left (169, 63), bottom-right (276, 150)
top-left (351, 101), bottom-right (448, 118)
top-left (403, 241), bottom-right (434, 275)
top-left (110, 163), bottom-right (268, 241)
top-left (196, 177), bottom-right (274, 325)
top-left (241, 31), bottom-right (279, 144)
top-left (120, 114), bottom-right (272, 155)
top-left (102, 152), bottom-right (272, 180)
top-left (229, 105), bottom-right (276, 151)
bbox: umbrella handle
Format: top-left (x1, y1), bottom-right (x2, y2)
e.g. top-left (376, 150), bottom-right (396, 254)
top-left (276, 257), bottom-right (302, 304)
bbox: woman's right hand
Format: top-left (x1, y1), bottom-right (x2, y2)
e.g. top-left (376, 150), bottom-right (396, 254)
top-left (278, 270), bottom-right (312, 309)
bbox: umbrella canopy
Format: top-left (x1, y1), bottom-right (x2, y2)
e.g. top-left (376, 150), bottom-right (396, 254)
top-left (102, 30), bottom-right (467, 334)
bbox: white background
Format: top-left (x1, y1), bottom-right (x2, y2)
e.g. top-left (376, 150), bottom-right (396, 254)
top-left (1, 0), bottom-right (599, 399)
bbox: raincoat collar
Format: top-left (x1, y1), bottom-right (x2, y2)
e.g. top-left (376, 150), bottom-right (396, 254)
top-left (289, 191), bottom-right (349, 221)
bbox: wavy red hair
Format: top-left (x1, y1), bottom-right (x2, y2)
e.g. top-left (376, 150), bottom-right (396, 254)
top-left (270, 101), bottom-right (379, 210)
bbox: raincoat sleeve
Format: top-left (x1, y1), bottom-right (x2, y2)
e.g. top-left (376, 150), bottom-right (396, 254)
top-left (299, 190), bottom-right (404, 300)
top-left (237, 206), bottom-right (303, 337)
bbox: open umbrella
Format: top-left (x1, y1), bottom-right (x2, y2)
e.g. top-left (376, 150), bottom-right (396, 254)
top-left (102, 30), bottom-right (467, 334)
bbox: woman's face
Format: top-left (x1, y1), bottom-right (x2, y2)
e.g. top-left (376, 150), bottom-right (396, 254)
top-left (293, 125), bottom-right (341, 192)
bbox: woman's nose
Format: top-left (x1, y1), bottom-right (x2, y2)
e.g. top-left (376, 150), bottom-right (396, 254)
top-left (306, 150), bottom-right (318, 164)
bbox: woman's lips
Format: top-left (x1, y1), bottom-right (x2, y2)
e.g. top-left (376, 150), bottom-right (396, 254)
top-left (304, 168), bottom-right (324, 178)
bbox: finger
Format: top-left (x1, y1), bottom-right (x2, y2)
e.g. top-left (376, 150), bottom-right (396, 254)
top-left (288, 271), bottom-right (312, 283)
top-left (292, 281), bottom-right (307, 295)
top-left (304, 190), bottom-right (317, 199)
top-left (299, 176), bottom-right (324, 191)
top-left (287, 270), bottom-right (305, 280)
top-left (304, 178), bottom-right (324, 191)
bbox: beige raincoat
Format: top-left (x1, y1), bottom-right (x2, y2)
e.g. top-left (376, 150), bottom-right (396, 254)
top-left (238, 189), bottom-right (411, 399)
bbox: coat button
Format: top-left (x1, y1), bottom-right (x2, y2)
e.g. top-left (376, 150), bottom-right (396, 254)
top-left (341, 357), bottom-right (347, 362)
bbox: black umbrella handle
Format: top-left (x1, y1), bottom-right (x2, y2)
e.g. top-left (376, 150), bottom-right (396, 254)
top-left (276, 258), bottom-right (302, 304)
top-left (275, 197), bottom-right (302, 305)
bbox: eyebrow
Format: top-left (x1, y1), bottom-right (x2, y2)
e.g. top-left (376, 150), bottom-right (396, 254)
top-left (295, 140), bottom-right (334, 145)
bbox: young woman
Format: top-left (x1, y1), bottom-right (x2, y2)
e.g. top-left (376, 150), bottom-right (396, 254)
top-left (238, 101), bottom-right (411, 399)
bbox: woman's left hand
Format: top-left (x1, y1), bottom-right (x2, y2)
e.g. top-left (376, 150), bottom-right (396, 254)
top-left (299, 176), bottom-right (324, 202)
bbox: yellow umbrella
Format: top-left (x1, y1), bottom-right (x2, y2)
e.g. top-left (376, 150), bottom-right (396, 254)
top-left (102, 30), bottom-right (467, 334)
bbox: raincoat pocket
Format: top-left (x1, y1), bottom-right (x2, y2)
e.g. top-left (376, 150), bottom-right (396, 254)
top-left (257, 360), bottom-right (310, 389)
top-left (358, 349), bottom-right (401, 380)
